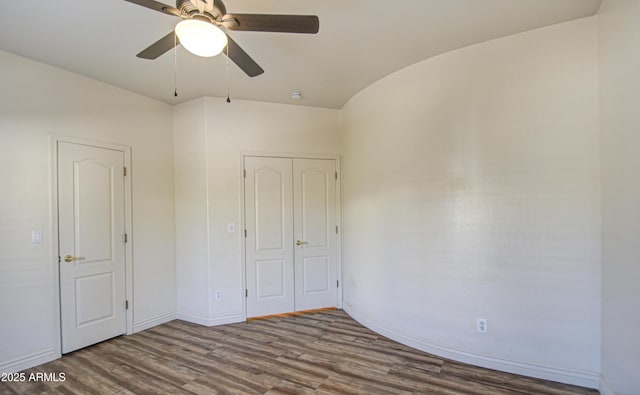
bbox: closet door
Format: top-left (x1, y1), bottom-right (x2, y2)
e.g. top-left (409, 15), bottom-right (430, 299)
top-left (293, 159), bottom-right (338, 311)
top-left (245, 156), bottom-right (338, 318)
top-left (244, 157), bottom-right (295, 317)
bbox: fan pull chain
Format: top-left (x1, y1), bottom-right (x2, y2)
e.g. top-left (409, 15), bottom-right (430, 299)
top-left (226, 43), bottom-right (231, 103)
top-left (173, 32), bottom-right (178, 97)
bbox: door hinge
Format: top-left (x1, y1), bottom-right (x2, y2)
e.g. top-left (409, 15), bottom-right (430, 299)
top-left (243, 169), bottom-right (246, 178)
top-left (123, 233), bottom-right (128, 243)
top-left (245, 289), bottom-right (248, 298)
top-left (125, 300), bottom-right (129, 309)
top-left (335, 171), bottom-right (338, 180)
top-left (336, 226), bottom-right (339, 234)
top-left (244, 229), bottom-right (247, 238)
top-left (124, 167), bottom-right (127, 176)
top-left (337, 280), bottom-right (339, 288)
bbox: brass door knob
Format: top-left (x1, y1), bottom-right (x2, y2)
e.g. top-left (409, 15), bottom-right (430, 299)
top-left (295, 240), bottom-right (307, 246)
top-left (64, 255), bottom-right (85, 263)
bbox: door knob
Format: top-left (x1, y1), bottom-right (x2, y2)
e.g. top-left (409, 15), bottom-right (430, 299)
top-left (63, 255), bottom-right (85, 263)
top-left (295, 240), bottom-right (307, 246)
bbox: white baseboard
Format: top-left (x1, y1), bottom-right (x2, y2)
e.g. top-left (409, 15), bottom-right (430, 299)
top-left (176, 311), bottom-right (244, 327)
top-left (0, 349), bottom-right (59, 374)
top-left (599, 375), bottom-right (614, 395)
top-left (343, 306), bottom-right (599, 389)
top-left (132, 311), bottom-right (177, 333)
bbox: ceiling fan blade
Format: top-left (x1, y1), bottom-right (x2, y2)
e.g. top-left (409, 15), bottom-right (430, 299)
top-left (137, 31), bottom-right (178, 59)
top-left (225, 35), bottom-right (264, 77)
top-left (124, 0), bottom-right (181, 17)
top-left (223, 14), bottom-right (319, 34)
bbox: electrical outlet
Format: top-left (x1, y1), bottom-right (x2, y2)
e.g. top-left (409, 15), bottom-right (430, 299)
top-left (215, 290), bottom-right (223, 301)
top-left (477, 318), bottom-right (488, 333)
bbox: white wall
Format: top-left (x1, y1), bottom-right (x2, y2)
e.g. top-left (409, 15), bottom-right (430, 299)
top-left (598, 1), bottom-right (640, 394)
top-left (0, 50), bottom-right (176, 372)
top-left (341, 18), bottom-right (601, 388)
top-left (174, 98), bottom-right (210, 323)
top-left (173, 98), bottom-right (341, 325)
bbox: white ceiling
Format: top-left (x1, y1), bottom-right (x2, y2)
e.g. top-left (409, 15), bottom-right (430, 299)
top-left (0, 0), bottom-right (601, 109)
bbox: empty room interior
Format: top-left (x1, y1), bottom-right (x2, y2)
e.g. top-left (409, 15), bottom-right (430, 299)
top-left (0, 0), bottom-right (638, 394)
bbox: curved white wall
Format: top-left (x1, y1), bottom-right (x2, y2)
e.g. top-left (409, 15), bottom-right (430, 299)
top-left (598, 0), bottom-right (640, 393)
top-left (341, 18), bottom-right (600, 387)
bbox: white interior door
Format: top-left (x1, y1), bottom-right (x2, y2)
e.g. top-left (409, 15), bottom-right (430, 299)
top-left (244, 157), bottom-right (295, 317)
top-left (58, 141), bottom-right (127, 353)
top-left (245, 156), bottom-right (338, 318)
top-left (293, 159), bottom-right (338, 311)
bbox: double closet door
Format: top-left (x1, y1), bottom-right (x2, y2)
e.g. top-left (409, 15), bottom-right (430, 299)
top-left (245, 157), bottom-right (338, 318)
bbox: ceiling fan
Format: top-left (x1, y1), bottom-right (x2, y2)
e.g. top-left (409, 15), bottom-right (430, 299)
top-left (125, 0), bottom-right (320, 77)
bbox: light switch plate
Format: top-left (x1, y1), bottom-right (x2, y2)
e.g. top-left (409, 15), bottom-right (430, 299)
top-left (32, 230), bottom-right (43, 243)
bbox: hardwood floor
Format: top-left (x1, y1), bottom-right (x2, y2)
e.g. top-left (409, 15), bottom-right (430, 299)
top-left (1, 310), bottom-right (598, 394)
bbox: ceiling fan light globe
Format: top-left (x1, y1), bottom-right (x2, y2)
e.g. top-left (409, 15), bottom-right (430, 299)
top-left (175, 19), bottom-right (228, 57)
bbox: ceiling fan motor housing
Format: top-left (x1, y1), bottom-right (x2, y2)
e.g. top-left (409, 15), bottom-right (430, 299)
top-left (177, 0), bottom-right (224, 21)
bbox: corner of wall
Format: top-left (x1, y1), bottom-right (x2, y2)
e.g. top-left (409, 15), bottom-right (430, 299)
top-left (598, 376), bottom-right (614, 395)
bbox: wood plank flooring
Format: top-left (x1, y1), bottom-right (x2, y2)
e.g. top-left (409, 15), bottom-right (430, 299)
top-left (1, 310), bottom-right (598, 394)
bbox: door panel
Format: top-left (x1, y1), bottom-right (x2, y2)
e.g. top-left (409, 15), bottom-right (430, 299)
top-left (245, 157), bottom-right (294, 317)
top-left (75, 160), bottom-right (113, 262)
top-left (256, 259), bottom-right (287, 298)
top-left (75, 272), bottom-right (115, 327)
top-left (58, 142), bottom-right (126, 353)
top-left (293, 159), bottom-right (337, 311)
top-left (255, 167), bottom-right (287, 252)
top-left (302, 256), bottom-right (330, 293)
top-left (300, 170), bottom-right (329, 247)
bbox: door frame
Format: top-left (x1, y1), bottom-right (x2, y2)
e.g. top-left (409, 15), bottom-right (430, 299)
top-left (50, 135), bottom-right (133, 357)
top-left (240, 152), bottom-right (343, 319)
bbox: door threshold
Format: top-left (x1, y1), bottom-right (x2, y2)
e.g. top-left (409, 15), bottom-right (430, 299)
top-left (247, 307), bottom-right (337, 321)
